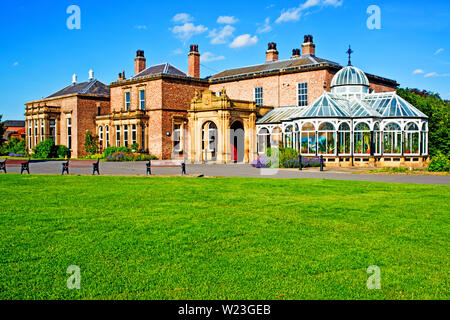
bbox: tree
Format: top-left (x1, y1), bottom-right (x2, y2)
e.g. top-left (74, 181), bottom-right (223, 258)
top-left (397, 88), bottom-right (450, 157)
top-left (0, 114), bottom-right (5, 145)
top-left (84, 130), bottom-right (99, 155)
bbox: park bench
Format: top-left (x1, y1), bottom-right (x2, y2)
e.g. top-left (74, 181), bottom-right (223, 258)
top-left (62, 159), bottom-right (100, 175)
top-left (146, 160), bottom-right (186, 176)
top-left (0, 159), bottom-right (30, 174)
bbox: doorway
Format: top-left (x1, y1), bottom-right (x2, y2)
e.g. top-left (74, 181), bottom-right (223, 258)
top-left (230, 121), bottom-right (245, 163)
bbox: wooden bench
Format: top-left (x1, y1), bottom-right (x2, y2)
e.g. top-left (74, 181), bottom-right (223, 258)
top-left (146, 160), bottom-right (186, 176)
top-left (62, 159), bottom-right (100, 175)
top-left (0, 159), bottom-right (30, 174)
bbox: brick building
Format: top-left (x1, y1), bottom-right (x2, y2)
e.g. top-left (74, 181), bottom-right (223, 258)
top-left (2, 120), bottom-right (25, 141)
top-left (27, 35), bottom-right (423, 166)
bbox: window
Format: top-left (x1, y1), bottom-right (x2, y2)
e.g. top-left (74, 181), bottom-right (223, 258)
top-left (141, 124), bottom-right (146, 152)
top-left (67, 118), bottom-right (72, 150)
top-left (125, 92), bottom-right (131, 111)
top-left (421, 123), bottom-right (428, 155)
top-left (105, 126), bottom-right (110, 148)
top-left (404, 123), bottom-right (419, 155)
top-left (40, 119), bottom-right (44, 141)
top-left (383, 123), bottom-right (402, 155)
top-left (297, 82), bottom-right (308, 106)
top-left (28, 120), bottom-right (32, 150)
top-left (49, 119), bottom-right (56, 141)
top-left (254, 87), bottom-right (263, 106)
top-left (124, 125), bottom-right (129, 147)
top-left (373, 123), bottom-right (381, 155)
top-left (131, 124), bottom-right (137, 146)
top-left (173, 124), bottom-right (182, 152)
top-left (318, 122), bottom-right (336, 155)
top-left (338, 123), bottom-right (351, 154)
top-left (354, 123), bottom-right (371, 155)
top-left (284, 125), bottom-right (294, 149)
top-left (99, 126), bottom-right (104, 149)
top-left (116, 125), bottom-right (121, 147)
top-left (257, 128), bottom-right (270, 154)
top-left (139, 90), bottom-right (146, 110)
top-left (301, 123), bottom-right (316, 155)
top-left (34, 120), bottom-right (38, 145)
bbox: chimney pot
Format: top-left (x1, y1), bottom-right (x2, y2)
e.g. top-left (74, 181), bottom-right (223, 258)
top-left (291, 49), bottom-right (301, 59)
top-left (302, 35), bottom-right (315, 56)
top-left (266, 42), bottom-right (279, 63)
top-left (89, 69), bottom-right (94, 80)
top-left (188, 44), bottom-right (200, 78)
top-left (135, 50), bottom-right (146, 75)
top-left (72, 74), bottom-right (77, 84)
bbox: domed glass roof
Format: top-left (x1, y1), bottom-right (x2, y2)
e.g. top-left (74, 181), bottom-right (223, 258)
top-left (331, 66), bottom-right (369, 88)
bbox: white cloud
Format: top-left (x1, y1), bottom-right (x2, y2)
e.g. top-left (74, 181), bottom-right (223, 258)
top-left (276, 8), bottom-right (302, 23)
top-left (208, 25), bottom-right (235, 44)
top-left (229, 34), bottom-right (258, 49)
top-left (172, 13), bottom-right (193, 24)
top-left (172, 48), bottom-right (183, 55)
top-left (171, 23), bottom-right (208, 41)
top-left (424, 72), bottom-right (450, 78)
top-left (257, 18), bottom-right (272, 33)
top-left (12, 62), bottom-right (19, 67)
top-left (276, 0), bottom-right (343, 23)
top-left (217, 16), bottom-right (239, 24)
top-left (413, 69), bottom-right (424, 75)
top-left (201, 52), bottom-right (226, 63)
top-left (134, 25), bottom-right (147, 30)
top-left (434, 48), bottom-right (444, 55)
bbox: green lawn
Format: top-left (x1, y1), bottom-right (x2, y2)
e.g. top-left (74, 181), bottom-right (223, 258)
top-left (0, 175), bottom-right (448, 300)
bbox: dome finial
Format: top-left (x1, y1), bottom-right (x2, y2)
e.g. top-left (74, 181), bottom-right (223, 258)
top-left (346, 45), bottom-right (354, 66)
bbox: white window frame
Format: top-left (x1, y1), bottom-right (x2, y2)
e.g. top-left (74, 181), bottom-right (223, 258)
top-left (67, 118), bottom-right (72, 150)
top-left (297, 82), bottom-right (308, 107)
top-left (105, 125), bottom-right (110, 148)
top-left (116, 126), bottom-right (121, 147)
top-left (123, 125), bottom-right (129, 147)
top-left (139, 90), bottom-right (146, 110)
top-left (254, 87), bottom-right (263, 106)
top-left (125, 92), bottom-right (131, 111)
top-left (131, 124), bottom-right (137, 145)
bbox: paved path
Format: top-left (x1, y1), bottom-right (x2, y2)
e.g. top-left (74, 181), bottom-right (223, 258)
top-left (2, 160), bottom-right (449, 185)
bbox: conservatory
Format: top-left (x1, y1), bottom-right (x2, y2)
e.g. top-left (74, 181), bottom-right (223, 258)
top-left (256, 65), bottom-right (429, 168)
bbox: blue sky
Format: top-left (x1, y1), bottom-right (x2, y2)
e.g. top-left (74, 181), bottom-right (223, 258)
top-left (1, 0), bottom-right (449, 120)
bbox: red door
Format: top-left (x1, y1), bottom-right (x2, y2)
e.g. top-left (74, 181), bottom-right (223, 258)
top-left (231, 144), bottom-right (237, 162)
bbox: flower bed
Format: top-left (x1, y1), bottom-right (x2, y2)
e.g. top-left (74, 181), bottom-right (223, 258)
top-left (106, 152), bottom-right (158, 162)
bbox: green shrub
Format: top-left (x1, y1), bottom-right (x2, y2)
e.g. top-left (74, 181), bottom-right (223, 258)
top-left (80, 154), bottom-right (104, 160)
top-left (32, 139), bottom-right (57, 159)
top-left (428, 153), bottom-right (450, 172)
top-left (266, 147), bottom-right (299, 168)
top-left (106, 152), bottom-right (158, 162)
top-left (131, 143), bottom-right (140, 153)
top-left (3, 137), bottom-right (27, 156)
top-left (56, 145), bottom-right (70, 159)
top-left (84, 130), bottom-right (99, 155)
top-left (103, 146), bottom-right (129, 158)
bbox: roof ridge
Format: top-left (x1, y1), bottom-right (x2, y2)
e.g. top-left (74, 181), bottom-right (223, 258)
top-left (82, 79), bottom-right (97, 94)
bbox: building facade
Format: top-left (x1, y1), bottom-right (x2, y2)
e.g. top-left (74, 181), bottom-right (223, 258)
top-left (25, 35), bottom-right (428, 167)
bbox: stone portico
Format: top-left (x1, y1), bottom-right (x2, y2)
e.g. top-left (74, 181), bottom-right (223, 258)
top-left (188, 89), bottom-right (272, 164)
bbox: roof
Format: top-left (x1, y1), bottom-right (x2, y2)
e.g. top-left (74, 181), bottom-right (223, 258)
top-left (331, 65), bottom-right (369, 87)
top-left (4, 120), bottom-right (25, 127)
top-left (256, 91), bottom-right (427, 125)
top-left (210, 55), bottom-right (340, 80)
top-left (46, 79), bottom-right (110, 99)
top-left (133, 63), bottom-right (187, 79)
top-left (363, 93), bottom-right (428, 118)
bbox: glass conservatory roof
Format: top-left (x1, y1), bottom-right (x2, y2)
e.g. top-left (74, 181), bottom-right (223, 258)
top-left (256, 106), bottom-right (307, 124)
top-left (331, 66), bottom-right (370, 88)
top-left (363, 93), bottom-right (428, 118)
top-left (299, 93), bottom-right (351, 118)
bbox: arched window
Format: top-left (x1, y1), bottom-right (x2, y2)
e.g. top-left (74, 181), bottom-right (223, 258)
top-left (284, 125), bottom-right (294, 149)
top-left (383, 122), bottom-right (402, 155)
top-left (373, 123), bottom-right (381, 155)
top-left (318, 122), bottom-right (336, 155)
top-left (202, 122), bottom-right (217, 153)
top-left (338, 122), bottom-right (351, 155)
top-left (99, 126), bottom-right (104, 149)
top-left (404, 123), bottom-right (419, 155)
top-left (301, 123), bottom-right (316, 155)
top-left (421, 123), bottom-right (428, 155)
top-left (294, 124), bottom-right (300, 152)
top-left (354, 122), bottom-right (370, 155)
top-left (258, 128), bottom-right (270, 154)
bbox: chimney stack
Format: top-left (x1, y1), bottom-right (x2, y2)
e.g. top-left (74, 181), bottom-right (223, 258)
top-left (188, 45), bottom-right (200, 78)
top-left (72, 73), bottom-right (77, 85)
top-left (291, 49), bottom-right (301, 59)
top-left (302, 35), bottom-right (315, 56)
top-left (266, 42), bottom-right (279, 62)
top-left (89, 69), bottom-right (94, 80)
top-left (135, 50), bottom-right (146, 75)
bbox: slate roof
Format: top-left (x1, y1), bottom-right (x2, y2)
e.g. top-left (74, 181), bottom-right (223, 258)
top-left (46, 79), bottom-right (110, 99)
top-left (210, 55), bottom-right (340, 80)
top-left (4, 120), bottom-right (25, 127)
top-left (133, 63), bottom-right (187, 79)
